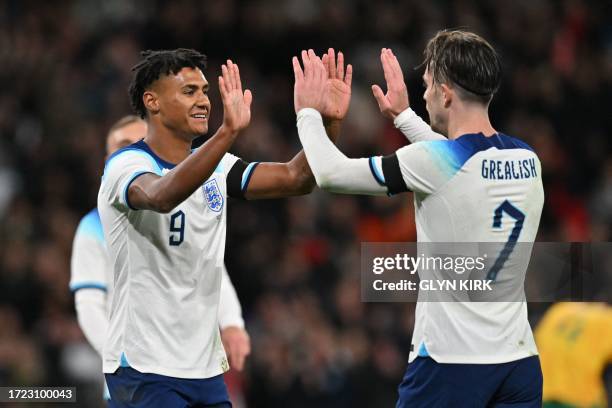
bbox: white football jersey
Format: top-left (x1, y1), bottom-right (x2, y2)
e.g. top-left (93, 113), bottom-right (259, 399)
top-left (70, 208), bottom-right (112, 296)
top-left (376, 133), bottom-right (544, 364)
top-left (98, 140), bottom-right (247, 379)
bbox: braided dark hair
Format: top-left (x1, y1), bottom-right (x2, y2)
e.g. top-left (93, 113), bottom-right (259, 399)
top-left (128, 48), bottom-right (208, 118)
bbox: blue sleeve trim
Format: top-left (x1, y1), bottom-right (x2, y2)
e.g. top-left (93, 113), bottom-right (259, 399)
top-left (123, 171), bottom-right (152, 210)
top-left (70, 282), bottom-right (108, 293)
top-left (241, 162), bottom-right (260, 192)
top-left (369, 157), bottom-right (385, 186)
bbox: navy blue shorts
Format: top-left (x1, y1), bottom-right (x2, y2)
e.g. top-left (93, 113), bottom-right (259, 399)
top-left (105, 367), bottom-right (231, 408)
top-left (397, 356), bottom-right (542, 407)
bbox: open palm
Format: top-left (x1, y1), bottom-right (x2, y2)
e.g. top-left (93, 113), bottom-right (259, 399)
top-left (320, 49), bottom-right (352, 121)
top-left (219, 59), bottom-right (252, 132)
top-left (371, 48), bottom-right (409, 119)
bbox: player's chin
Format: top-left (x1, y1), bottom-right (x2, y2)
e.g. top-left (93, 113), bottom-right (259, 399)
top-left (190, 122), bottom-right (208, 135)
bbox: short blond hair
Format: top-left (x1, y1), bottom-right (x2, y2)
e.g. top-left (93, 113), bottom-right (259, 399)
top-left (107, 115), bottom-right (142, 138)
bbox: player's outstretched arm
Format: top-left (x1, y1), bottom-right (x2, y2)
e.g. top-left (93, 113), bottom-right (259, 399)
top-left (218, 265), bottom-right (250, 372)
top-left (241, 49), bottom-right (351, 200)
top-left (128, 61), bottom-right (252, 212)
top-left (292, 51), bottom-right (387, 195)
top-left (372, 48), bottom-right (445, 142)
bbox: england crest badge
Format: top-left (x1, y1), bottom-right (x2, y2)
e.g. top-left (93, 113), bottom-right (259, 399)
top-left (203, 179), bottom-right (224, 212)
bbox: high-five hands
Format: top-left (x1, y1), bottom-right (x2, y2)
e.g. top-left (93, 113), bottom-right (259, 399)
top-left (293, 50), bottom-right (328, 114)
top-left (293, 48), bottom-right (353, 121)
top-left (371, 48), bottom-right (410, 119)
top-left (219, 59), bottom-right (253, 133)
top-left (320, 48), bottom-right (352, 121)
top-left (293, 47), bottom-right (406, 120)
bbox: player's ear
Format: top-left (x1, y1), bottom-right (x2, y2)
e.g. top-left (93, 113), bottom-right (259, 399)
top-left (440, 83), bottom-right (452, 108)
top-left (143, 91), bottom-right (160, 115)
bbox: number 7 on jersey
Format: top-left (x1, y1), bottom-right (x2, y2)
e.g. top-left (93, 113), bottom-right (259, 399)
top-left (487, 200), bottom-right (525, 281)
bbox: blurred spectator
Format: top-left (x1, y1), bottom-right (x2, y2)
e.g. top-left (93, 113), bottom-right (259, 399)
top-left (0, 0), bottom-right (610, 406)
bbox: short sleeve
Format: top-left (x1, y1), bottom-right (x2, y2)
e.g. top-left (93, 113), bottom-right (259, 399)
top-left (100, 150), bottom-right (163, 211)
top-left (220, 152), bottom-right (241, 178)
top-left (388, 141), bottom-right (460, 195)
top-left (69, 212), bottom-right (109, 292)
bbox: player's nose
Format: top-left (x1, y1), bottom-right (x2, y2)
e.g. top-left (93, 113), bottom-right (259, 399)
top-left (195, 93), bottom-right (209, 108)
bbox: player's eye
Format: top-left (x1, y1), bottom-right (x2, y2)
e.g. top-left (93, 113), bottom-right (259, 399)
top-left (184, 89), bottom-right (195, 95)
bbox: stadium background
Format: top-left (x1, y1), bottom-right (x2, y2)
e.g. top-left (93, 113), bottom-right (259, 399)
top-left (0, 0), bottom-right (610, 406)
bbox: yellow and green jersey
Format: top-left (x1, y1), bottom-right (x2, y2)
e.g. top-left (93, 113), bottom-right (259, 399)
top-left (536, 302), bottom-right (612, 408)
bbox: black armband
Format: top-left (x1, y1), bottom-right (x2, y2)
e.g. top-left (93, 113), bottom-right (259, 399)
top-left (227, 159), bottom-right (259, 199)
top-left (381, 154), bottom-right (410, 195)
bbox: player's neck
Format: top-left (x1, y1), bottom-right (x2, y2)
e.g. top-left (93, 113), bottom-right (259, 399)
top-left (447, 106), bottom-right (496, 140)
top-left (144, 124), bottom-right (193, 164)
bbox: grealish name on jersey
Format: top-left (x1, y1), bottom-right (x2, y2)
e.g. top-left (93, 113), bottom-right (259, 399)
top-left (481, 158), bottom-right (537, 180)
top-left (378, 132), bottom-right (544, 365)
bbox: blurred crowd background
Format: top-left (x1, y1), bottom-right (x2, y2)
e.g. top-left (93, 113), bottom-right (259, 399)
top-left (0, 0), bottom-right (610, 406)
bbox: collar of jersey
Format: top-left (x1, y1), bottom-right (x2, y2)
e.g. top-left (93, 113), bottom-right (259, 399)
top-left (132, 139), bottom-right (178, 169)
top-left (453, 132), bottom-right (533, 152)
top-left (454, 132), bottom-right (499, 142)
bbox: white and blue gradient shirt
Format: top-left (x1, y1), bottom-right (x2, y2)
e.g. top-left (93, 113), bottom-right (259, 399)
top-left (373, 133), bottom-right (544, 364)
top-left (70, 207), bottom-right (247, 355)
top-left (70, 209), bottom-right (111, 295)
top-left (297, 108), bottom-right (544, 365)
top-left (98, 140), bottom-right (255, 379)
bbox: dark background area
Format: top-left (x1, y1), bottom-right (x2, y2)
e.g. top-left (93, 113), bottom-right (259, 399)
top-left (0, 0), bottom-right (610, 406)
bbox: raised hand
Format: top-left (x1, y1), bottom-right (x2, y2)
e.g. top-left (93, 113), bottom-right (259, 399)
top-left (293, 49), bottom-right (327, 114)
top-left (320, 48), bottom-right (352, 121)
top-left (219, 59), bottom-right (252, 133)
top-left (371, 48), bottom-right (410, 119)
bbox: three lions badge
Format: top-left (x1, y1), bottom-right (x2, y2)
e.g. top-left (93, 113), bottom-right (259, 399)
top-left (203, 179), bottom-right (224, 212)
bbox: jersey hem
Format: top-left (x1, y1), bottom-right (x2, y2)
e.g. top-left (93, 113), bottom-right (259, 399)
top-left (103, 360), bottom-right (227, 379)
top-left (408, 350), bottom-right (539, 365)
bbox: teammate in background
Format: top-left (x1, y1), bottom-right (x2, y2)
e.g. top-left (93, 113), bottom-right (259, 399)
top-left (536, 302), bottom-right (612, 408)
top-left (98, 48), bottom-right (351, 407)
top-left (70, 115), bottom-right (250, 403)
top-left (294, 31), bottom-right (544, 406)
